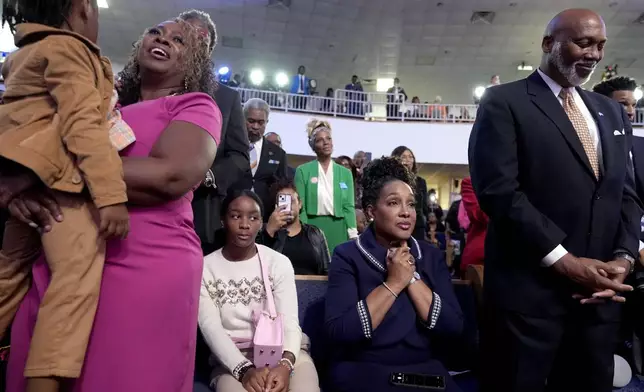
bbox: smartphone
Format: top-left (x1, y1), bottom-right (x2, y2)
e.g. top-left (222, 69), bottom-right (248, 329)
top-left (389, 373), bottom-right (446, 390)
top-left (277, 194), bottom-right (292, 213)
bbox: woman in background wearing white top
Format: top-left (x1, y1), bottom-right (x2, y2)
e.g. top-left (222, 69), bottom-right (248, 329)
top-left (198, 189), bottom-right (320, 392)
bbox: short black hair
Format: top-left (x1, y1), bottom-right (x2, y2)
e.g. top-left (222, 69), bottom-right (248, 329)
top-left (361, 156), bottom-right (416, 210)
top-left (269, 178), bottom-right (298, 207)
top-left (1, 0), bottom-right (86, 32)
top-left (220, 189), bottom-right (264, 219)
top-left (592, 76), bottom-right (638, 97)
top-left (391, 145), bottom-right (417, 174)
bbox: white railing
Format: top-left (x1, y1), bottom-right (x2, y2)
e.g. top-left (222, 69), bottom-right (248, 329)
top-left (235, 87), bottom-right (644, 126)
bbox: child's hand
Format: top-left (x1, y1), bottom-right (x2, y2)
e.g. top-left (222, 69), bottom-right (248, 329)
top-left (99, 203), bottom-right (129, 239)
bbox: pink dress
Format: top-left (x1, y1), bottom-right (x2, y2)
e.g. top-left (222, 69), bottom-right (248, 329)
top-left (6, 93), bottom-right (222, 392)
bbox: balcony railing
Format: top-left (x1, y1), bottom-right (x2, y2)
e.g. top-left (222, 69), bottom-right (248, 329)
top-left (235, 87), bottom-right (644, 126)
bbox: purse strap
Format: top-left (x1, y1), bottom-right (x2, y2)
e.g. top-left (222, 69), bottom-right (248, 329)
top-left (257, 247), bottom-right (277, 318)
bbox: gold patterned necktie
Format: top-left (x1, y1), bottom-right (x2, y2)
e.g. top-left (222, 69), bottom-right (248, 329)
top-left (559, 88), bottom-right (600, 178)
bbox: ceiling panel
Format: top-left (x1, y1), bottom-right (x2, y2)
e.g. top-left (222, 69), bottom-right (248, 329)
top-left (93, 0), bottom-right (644, 101)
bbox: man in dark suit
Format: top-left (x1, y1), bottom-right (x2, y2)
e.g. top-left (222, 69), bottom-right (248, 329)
top-left (469, 9), bottom-right (641, 392)
top-left (593, 76), bottom-right (644, 258)
top-left (245, 98), bottom-right (289, 220)
top-left (593, 76), bottom-right (644, 372)
top-left (179, 10), bottom-right (251, 255)
top-left (265, 132), bottom-right (296, 180)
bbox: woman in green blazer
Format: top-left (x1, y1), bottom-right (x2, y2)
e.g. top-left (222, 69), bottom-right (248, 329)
top-left (295, 119), bottom-right (357, 254)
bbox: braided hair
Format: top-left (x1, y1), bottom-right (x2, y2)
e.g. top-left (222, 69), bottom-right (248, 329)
top-left (1, 0), bottom-right (86, 32)
top-left (360, 156), bottom-right (416, 211)
top-left (117, 18), bottom-right (217, 107)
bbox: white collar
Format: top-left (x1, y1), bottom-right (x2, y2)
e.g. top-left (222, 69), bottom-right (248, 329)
top-left (253, 137), bottom-right (264, 151)
top-left (537, 68), bottom-right (568, 98)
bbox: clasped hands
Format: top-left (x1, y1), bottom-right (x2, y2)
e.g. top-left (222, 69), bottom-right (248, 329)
top-left (553, 253), bottom-right (633, 305)
top-left (241, 364), bottom-right (291, 392)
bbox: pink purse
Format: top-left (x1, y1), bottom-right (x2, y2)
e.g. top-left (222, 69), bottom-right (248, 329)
top-left (251, 248), bottom-right (284, 368)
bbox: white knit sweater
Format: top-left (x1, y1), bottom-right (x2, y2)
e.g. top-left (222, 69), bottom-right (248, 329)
top-left (198, 244), bottom-right (302, 375)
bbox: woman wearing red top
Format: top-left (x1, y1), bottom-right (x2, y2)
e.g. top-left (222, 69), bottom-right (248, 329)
top-left (460, 177), bottom-right (488, 273)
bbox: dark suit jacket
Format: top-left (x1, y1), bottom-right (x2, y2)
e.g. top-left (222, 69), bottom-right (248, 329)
top-left (252, 138), bottom-right (288, 220)
top-left (287, 166), bottom-right (296, 181)
top-left (192, 84), bottom-right (250, 248)
top-left (632, 135), bottom-right (644, 243)
top-left (469, 71), bottom-right (641, 320)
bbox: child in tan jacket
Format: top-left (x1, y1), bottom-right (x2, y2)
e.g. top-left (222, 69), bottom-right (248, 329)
top-left (0, 1), bottom-right (135, 391)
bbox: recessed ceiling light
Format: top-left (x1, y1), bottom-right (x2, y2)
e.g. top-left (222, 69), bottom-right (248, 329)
top-left (97, 0), bottom-right (109, 8)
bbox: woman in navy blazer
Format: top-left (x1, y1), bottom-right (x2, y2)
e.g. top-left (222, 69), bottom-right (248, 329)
top-left (324, 157), bottom-right (464, 391)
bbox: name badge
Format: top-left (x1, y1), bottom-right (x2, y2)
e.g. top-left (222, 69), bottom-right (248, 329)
top-left (339, 182), bottom-right (348, 189)
top-left (268, 159), bottom-right (280, 165)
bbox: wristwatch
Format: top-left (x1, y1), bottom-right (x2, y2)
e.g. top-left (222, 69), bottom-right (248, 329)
top-left (409, 272), bottom-right (421, 286)
top-left (614, 252), bottom-right (636, 274)
top-left (203, 169), bottom-right (215, 188)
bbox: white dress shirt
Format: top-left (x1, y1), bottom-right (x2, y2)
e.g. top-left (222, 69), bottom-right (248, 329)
top-left (251, 137), bottom-right (264, 177)
top-left (317, 162), bottom-right (335, 216)
top-left (297, 74), bottom-right (305, 94)
top-left (316, 162), bottom-right (358, 239)
top-left (536, 69), bottom-right (603, 266)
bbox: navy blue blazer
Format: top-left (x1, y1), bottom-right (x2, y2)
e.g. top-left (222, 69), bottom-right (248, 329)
top-left (324, 226), bottom-right (464, 366)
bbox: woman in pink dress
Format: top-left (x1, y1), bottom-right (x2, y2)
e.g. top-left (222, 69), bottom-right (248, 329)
top-left (5, 18), bottom-right (221, 392)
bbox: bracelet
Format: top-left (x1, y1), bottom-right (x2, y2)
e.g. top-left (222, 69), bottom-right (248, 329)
top-left (234, 362), bottom-right (255, 382)
top-left (278, 358), bottom-right (294, 373)
top-left (382, 282), bottom-right (398, 298)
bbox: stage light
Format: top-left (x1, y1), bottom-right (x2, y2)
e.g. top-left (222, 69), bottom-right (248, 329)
top-left (218, 66), bottom-right (230, 76)
top-left (275, 72), bottom-right (289, 88)
top-left (635, 87), bottom-right (643, 101)
top-left (0, 24), bottom-right (17, 53)
top-left (249, 69), bottom-right (265, 86)
top-left (474, 86), bottom-right (486, 99)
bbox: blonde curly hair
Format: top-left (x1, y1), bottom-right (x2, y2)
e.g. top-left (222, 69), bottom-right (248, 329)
top-left (117, 18), bottom-right (217, 106)
top-left (306, 118), bottom-right (332, 149)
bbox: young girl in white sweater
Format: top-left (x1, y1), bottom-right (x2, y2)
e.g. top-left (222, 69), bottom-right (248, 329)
top-left (198, 190), bottom-right (320, 392)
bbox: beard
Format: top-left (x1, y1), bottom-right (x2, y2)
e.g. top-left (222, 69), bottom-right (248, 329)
top-left (248, 131), bottom-right (262, 143)
top-left (551, 41), bottom-right (596, 87)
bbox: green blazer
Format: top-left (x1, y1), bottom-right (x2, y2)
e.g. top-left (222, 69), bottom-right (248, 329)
top-left (294, 160), bottom-right (357, 229)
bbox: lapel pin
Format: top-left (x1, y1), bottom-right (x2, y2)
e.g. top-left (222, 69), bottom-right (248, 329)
top-left (598, 112), bottom-right (604, 116)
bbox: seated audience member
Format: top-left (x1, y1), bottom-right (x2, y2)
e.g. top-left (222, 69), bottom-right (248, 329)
top-left (428, 211), bottom-right (447, 250)
top-left (324, 157), bottom-right (464, 392)
top-left (259, 179), bottom-right (331, 275)
top-left (198, 190), bottom-right (320, 392)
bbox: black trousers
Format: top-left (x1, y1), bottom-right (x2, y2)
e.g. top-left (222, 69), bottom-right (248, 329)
top-left (480, 303), bottom-right (620, 392)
